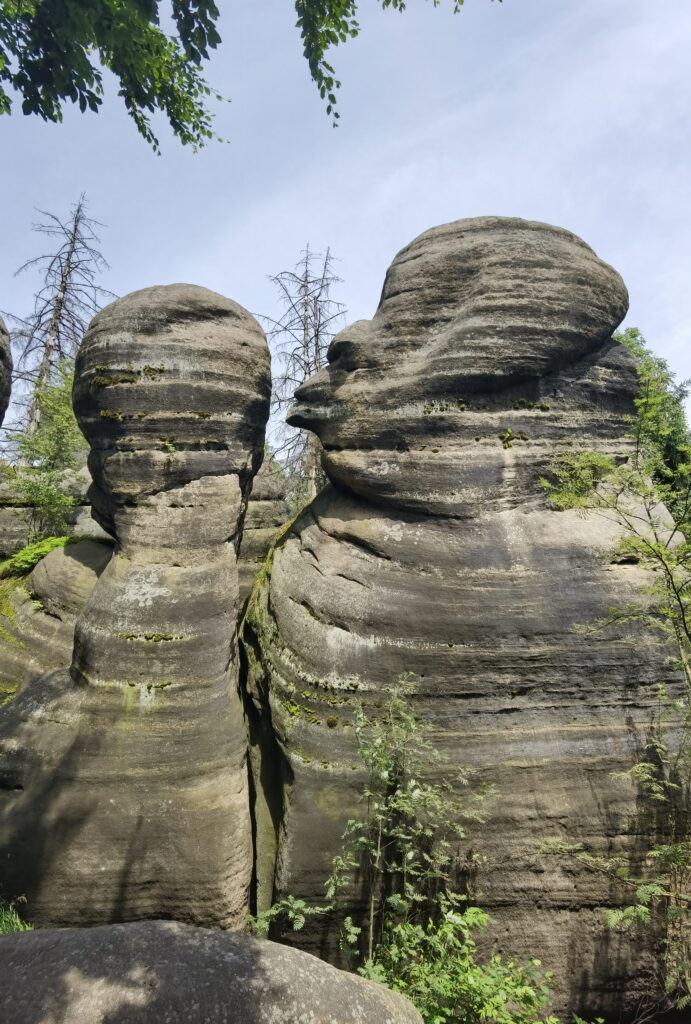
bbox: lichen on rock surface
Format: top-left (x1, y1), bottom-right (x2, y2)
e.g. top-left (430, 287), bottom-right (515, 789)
top-left (243, 217), bottom-right (683, 1017)
top-left (0, 284), bottom-right (270, 929)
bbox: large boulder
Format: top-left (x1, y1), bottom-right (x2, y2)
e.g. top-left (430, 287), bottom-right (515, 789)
top-left (243, 218), bottom-right (682, 1016)
top-left (0, 539), bottom-right (113, 701)
top-left (0, 285), bottom-right (271, 929)
top-left (0, 315), bottom-right (11, 426)
top-left (0, 920), bottom-right (422, 1024)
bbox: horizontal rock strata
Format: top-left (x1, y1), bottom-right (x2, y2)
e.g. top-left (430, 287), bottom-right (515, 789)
top-left (244, 217), bottom-right (683, 1017)
top-left (0, 284), bottom-right (270, 928)
top-left (238, 459), bottom-right (290, 604)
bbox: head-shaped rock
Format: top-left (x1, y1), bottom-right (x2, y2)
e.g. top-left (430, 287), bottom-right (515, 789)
top-left (74, 285), bottom-right (271, 544)
top-left (289, 217), bottom-right (631, 515)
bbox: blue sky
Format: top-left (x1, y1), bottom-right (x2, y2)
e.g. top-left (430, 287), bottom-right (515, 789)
top-left (1, 0), bottom-right (689, 402)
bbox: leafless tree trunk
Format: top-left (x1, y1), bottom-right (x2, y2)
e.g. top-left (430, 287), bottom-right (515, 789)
top-left (263, 245), bottom-right (345, 508)
top-left (3, 194), bottom-right (113, 444)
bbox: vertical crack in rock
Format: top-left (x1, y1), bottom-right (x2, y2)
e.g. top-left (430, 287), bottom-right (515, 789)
top-left (0, 316), bottom-right (12, 427)
top-left (0, 285), bottom-right (270, 929)
top-left (242, 217), bottom-right (685, 1016)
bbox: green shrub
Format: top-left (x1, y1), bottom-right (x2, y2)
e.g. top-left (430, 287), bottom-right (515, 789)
top-left (8, 359), bottom-right (88, 539)
top-left (0, 536), bottom-right (76, 578)
top-left (0, 901), bottom-right (32, 933)
top-left (251, 684), bottom-right (583, 1024)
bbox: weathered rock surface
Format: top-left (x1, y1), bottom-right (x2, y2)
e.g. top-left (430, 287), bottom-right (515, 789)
top-left (239, 458), bottom-right (289, 604)
top-left (0, 921), bottom-right (422, 1024)
top-left (0, 464), bottom-right (287, 698)
top-left (244, 218), bottom-right (682, 1016)
top-left (0, 540), bottom-right (113, 702)
top-left (0, 284), bottom-right (270, 929)
top-left (0, 315), bottom-right (11, 426)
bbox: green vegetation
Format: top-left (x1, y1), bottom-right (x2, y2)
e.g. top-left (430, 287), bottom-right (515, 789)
top-left (296, 0), bottom-right (500, 124)
top-left (0, 535), bottom-right (76, 578)
top-left (542, 329), bottom-right (691, 1016)
top-left (6, 360), bottom-right (87, 539)
top-left (0, 900), bottom-right (32, 933)
top-left (251, 684), bottom-right (588, 1024)
top-left (0, 0), bottom-right (224, 152)
top-left (1, 2), bottom-right (502, 148)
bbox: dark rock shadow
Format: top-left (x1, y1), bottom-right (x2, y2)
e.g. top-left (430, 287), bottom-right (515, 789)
top-left (0, 669), bottom-right (100, 919)
top-left (0, 920), bottom-right (419, 1024)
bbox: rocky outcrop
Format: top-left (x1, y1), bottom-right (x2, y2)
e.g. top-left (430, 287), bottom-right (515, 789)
top-left (0, 467), bottom-right (286, 698)
top-left (0, 921), bottom-right (422, 1024)
top-left (239, 459), bottom-right (289, 604)
top-left (244, 218), bottom-right (682, 1016)
top-left (0, 315), bottom-right (11, 426)
top-left (0, 467), bottom-right (108, 560)
top-left (0, 539), bottom-right (112, 702)
top-left (0, 285), bottom-right (270, 929)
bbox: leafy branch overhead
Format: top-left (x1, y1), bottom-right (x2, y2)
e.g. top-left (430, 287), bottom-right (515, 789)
top-left (0, 0), bottom-right (500, 149)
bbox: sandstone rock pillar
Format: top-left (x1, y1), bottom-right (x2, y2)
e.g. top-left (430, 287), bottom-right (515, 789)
top-left (244, 218), bottom-right (683, 1016)
top-left (0, 285), bottom-right (270, 928)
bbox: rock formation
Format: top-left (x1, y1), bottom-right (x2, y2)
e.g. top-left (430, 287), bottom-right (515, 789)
top-left (0, 467), bottom-right (108, 560)
top-left (0, 921), bottom-right (422, 1024)
top-left (238, 458), bottom-right (290, 604)
top-left (243, 217), bottom-right (682, 1016)
top-left (0, 466), bottom-right (287, 698)
top-left (0, 284), bottom-right (270, 929)
top-left (0, 539), bottom-right (112, 704)
top-left (0, 315), bottom-right (12, 427)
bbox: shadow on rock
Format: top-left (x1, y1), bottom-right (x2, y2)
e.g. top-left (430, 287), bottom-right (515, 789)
top-left (0, 920), bottom-right (423, 1024)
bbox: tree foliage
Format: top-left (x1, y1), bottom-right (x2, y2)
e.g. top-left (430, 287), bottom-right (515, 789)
top-left (251, 684), bottom-right (586, 1024)
top-left (1, 1), bottom-right (501, 147)
top-left (6, 359), bottom-right (87, 538)
top-left (541, 329), bottom-right (691, 1017)
top-left (296, 0), bottom-right (501, 123)
top-left (0, 0), bottom-right (223, 151)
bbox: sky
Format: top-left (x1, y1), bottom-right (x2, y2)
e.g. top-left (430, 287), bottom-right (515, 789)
top-left (1, 0), bottom-right (689, 411)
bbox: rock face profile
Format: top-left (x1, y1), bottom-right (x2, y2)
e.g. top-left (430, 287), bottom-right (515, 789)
top-left (0, 285), bottom-right (270, 929)
top-left (0, 315), bottom-right (12, 426)
top-left (0, 921), bottom-right (422, 1024)
top-left (244, 218), bottom-right (681, 1015)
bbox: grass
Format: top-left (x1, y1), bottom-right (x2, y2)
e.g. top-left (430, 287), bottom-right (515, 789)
top-left (0, 901), bottom-right (32, 933)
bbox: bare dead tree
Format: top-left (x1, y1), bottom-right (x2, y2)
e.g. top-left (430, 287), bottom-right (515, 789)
top-left (263, 245), bottom-right (345, 507)
top-left (3, 194), bottom-right (113, 439)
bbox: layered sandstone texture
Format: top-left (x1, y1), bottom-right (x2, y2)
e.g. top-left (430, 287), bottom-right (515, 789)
top-left (0, 285), bottom-right (270, 929)
top-left (244, 217), bottom-right (681, 1016)
top-left (0, 921), bottom-right (422, 1024)
top-left (0, 315), bottom-right (11, 426)
top-left (0, 465), bottom-right (287, 697)
top-left (238, 458), bottom-right (290, 603)
top-left (0, 539), bottom-right (112, 704)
